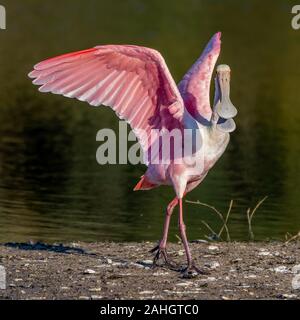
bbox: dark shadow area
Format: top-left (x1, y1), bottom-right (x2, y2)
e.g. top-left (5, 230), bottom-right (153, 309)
top-left (3, 242), bottom-right (95, 256)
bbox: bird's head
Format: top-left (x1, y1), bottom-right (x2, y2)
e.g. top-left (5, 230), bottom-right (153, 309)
top-left (212, 64), bottom-right (237, 132)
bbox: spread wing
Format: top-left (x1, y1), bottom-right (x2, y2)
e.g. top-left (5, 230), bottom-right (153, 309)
top-left (29, 45), bottom-right (185, 164)
top-left (178, 32), bottom-right (221, 123)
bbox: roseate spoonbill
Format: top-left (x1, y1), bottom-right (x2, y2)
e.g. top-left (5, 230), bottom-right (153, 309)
top-left (29, 32), bottom-right (237, 276)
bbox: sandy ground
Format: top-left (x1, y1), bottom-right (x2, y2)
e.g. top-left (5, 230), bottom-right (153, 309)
top-left (0, 241), bottom-right (299, 300)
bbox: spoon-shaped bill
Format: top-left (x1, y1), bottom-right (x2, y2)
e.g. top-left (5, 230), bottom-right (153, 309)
top-left (215, 96), bottom-right (237, 119)
top-left (215, 65), bottom-right (237, 119)
top-left (216, 118), bottom-right (236, 133)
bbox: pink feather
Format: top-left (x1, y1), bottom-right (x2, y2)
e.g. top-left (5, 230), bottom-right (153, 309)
top-left (178, 32), bottom-right (221, 121)
top-left (29, 45), bottom-right (185, 163)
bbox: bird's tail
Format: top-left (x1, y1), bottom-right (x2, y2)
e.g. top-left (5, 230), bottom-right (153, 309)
top-left (133, 175), bottom-right (157, 191)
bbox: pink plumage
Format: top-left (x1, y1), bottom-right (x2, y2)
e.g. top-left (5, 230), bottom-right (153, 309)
top-left (29, 45), bottom-right (185, 157)
top-left (178, 32), bottom-right (221, 121)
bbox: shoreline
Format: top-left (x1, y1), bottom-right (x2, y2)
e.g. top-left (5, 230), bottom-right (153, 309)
top-left (0, 241), bottom-right (299, 300)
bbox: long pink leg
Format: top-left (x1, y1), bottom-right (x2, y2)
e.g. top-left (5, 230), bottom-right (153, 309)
top-left (178, 198), bottom-right (208, 276)
top-left (150, 197), bottom-right (178, 266)
top-left (160, 198), bottom-right (178, 248)
top-left (178, 198), bottom-right (192, 265)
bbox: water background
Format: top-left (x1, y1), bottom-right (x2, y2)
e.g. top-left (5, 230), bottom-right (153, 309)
top-left (0, 0), bottom-right (299, 242)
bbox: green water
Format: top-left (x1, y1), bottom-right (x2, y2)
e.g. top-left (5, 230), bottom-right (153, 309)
top-left (0, 0), bottom-right (299, 242)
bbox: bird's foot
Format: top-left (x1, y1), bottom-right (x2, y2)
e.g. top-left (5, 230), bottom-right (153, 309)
top-left (180, 262), bottom-right (210, 279)
top-left (149, 245), bottom-right (178, 270)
